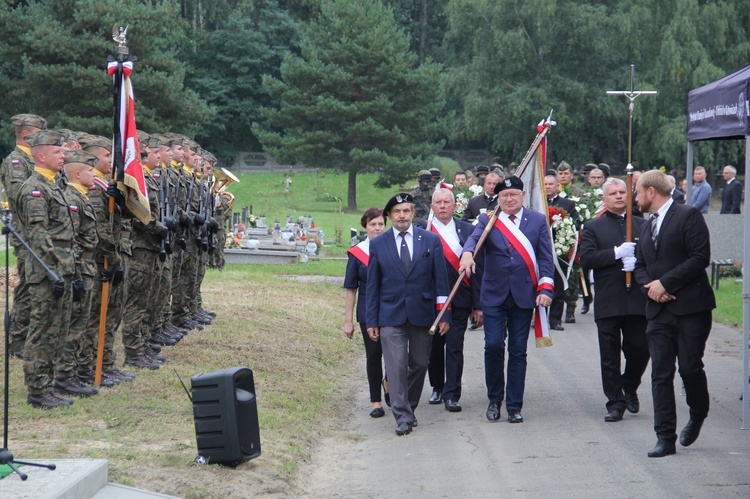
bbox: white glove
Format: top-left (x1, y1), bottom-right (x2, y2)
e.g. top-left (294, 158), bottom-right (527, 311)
top-left (614, 242), bottom-right (636, 260)
top-left (621, 256), bottom-right (636, 272)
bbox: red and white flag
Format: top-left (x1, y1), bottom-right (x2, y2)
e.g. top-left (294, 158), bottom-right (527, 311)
top-left (107, 60), bottom-right (150, 225)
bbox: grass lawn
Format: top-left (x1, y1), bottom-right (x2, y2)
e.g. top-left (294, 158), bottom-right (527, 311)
top-left (0, 262), bottom-right (358, 497)
top-left (713, 278), bottom-right (744, 328)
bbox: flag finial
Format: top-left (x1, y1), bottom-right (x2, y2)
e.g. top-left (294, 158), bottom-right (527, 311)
top-left (112, 25), bottom-right (129, 56)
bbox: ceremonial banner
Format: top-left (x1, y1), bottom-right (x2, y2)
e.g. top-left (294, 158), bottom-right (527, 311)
top-left (108, 60), bottom-right (150, 224)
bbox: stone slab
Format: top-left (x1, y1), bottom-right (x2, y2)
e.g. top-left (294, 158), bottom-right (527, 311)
top-left (1, 458), bottom-right (107, 499)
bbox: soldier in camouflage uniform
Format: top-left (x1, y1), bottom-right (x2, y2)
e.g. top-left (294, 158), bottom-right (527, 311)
top-left (54, 150), bottom-right (100, 397)
top-left (410, 170), bottom-right (433, 223)
top-left (191, 151), bottom-right (217, 323)
top-left (79, 134), bottom-right (133, 385)
top-left (121, 131), bottom-right (170, 370)
top-left (0, 114), bottom-right (47, 357)
top-left (429, 167), bottom-right (441, 190)
top-left (15, 130), bottom-right (76, 408)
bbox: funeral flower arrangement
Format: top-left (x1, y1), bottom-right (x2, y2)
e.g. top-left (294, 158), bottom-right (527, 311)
top-left (564, 187), bottom-right (604, 223)
top-left (548, 206), bottom-right (578, 258)
top-left (454, 192), bottom-right (469, 217)
top-left (469, 184), bottom-right (484, 197)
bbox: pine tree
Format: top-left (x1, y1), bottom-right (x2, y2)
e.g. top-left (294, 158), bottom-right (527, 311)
top-left (254, 0), bottom-right (446, 210)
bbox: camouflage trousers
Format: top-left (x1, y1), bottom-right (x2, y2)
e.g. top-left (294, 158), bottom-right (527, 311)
top-left (121, 248), bottom-right (159, 357)
top-left (193, 249), bottom-right (207, 311)
top-left (23, 276), bottom-right (73, 395)
top-left (57, 274), bottom-right (95, 379)
top-left (565, 266), bottom-right (581, 310)
top-left (82, 256), bottom-right (130, 372)
top-left (155, 251), bottom-right (173, 331)
top-left (172, 234), bottom-right (199, 325)
top-left (9, 248), bottom-right (31, 352)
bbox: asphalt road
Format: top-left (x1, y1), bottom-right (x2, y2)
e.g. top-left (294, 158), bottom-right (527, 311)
top-left (299, 310), bottom-right (750, 498)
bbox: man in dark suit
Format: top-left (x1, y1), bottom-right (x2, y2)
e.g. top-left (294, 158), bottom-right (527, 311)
top-left (366, 193), bottom-right (451, 436)
top-left (634, 170), bottom-right (716, 458)
top-left (580, 178), bottom-right (650, 423)
top-left (720, 165), bottom-right (742, 213)
top-left (420, 188), bottom-right (483, 412)
top-left (461, 172), bottom-right (501, 222)
top-left (459, 176), bottom-right (555, 423)
top-left (545, 173), bottom-right (580, 329)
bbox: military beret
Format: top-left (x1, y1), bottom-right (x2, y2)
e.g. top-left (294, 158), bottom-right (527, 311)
top-left (429, 168), bottom-right (441, 177)
top-left (556, 161), bottom-right (572, 172)
top-left (383, 193), bottom-right (414, 217)
top-left (494, 175), bottom-right (524, 194)
top-left (582, 163), bottom-right (597, 174)
top-left (78, 134), bottom-right (112, 151)
top-left (10, 114), bottom-right (47, 129)
top-left (475, 164), bottom-right (490, 174)
top-left (63, 150), bottom-right (98, 167)
top-left (598, 163), bottom-right (611, 177)
top-left (26, 130), bottom-right (66, 147)
top-left (56, 129), bottom-right (80, 143)
top-left (137, 130), bottom-right (160, 149)
top-left (418, 169), bottom-right (432, 181)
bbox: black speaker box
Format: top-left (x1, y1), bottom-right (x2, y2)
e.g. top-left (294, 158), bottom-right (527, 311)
top-left (191, 366), bottom-right (261, 465)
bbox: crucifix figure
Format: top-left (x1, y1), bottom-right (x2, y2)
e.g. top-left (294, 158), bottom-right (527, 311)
top-left (606, 64), bottom-right (657, 290)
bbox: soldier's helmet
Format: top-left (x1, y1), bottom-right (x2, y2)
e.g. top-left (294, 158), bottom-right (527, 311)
top-left (418, 170), bottom-right (432, 181)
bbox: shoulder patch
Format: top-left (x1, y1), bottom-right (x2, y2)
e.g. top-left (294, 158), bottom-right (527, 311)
top-left (11, 159), bottom-right (20, 165)
top-left (31, 190), bottom-right (41, 197)
top-left (70, 205), bottom-right (79, 212)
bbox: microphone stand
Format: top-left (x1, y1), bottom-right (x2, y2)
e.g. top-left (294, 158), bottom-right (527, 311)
top-left (0, 214), bottom-right (57, 480)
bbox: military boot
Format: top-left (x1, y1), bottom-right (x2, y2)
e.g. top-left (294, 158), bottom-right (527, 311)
top-left (107, 368), bottom-right (135, 382)
top-left (27, 391), bottom-right (72, 409)
top-left (55, 377), bottom-right (99, 397)
top-left (125, 354), bottom-right (160, 370)
top-left (78, 369), bottom-right (118, 388)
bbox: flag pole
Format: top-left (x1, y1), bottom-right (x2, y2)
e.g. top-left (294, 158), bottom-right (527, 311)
top-left (428, 119), bottom-right (553, 334)
top-left (95, 25), bottom-right (130, 386)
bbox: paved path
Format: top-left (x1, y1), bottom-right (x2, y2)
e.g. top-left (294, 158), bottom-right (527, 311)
top-left (299, 311), bottom-right (750, 497)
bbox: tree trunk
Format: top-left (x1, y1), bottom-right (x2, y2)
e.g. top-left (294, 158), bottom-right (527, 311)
top-left (347, 169), bottom-right (358, 211)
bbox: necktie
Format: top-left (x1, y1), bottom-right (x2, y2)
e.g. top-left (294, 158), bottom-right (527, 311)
top-left (507, 215), bottom-right (516, 253)
top-left (399, 232), bottom-right (411, 272)
top-left (650, 213), bottom-right (659, 248)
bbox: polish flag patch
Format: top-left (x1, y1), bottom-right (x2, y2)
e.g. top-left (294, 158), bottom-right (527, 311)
top-left (31, 190), bottom-right (41, 197)
top-left (69, 205), bottom-right (78, 212)
top-left (11, 159), bottom-right (20, 165)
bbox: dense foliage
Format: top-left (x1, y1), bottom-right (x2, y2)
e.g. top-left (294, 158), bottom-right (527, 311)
top-left (1, 0), bottom-right (749, 207)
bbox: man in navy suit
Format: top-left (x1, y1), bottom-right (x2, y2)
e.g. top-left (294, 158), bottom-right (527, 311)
top-left (459, 176), bottom-right (555, 423)
top-left (366, 193), bottom-right (451, 436)
top-left (634, 170), bottom-right (716, 458)
top-left (420, 188), bottom-right (483, 413)
top-left (720, 165), bottom-right (742, 213)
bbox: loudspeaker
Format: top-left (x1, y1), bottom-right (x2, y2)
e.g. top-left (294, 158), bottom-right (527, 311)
top-left (191, 366), bottom-right (261, 465)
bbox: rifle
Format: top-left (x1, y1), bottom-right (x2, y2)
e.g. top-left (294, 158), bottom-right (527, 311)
top-left (194, 173), bottom-right (208, 251)
top-left (173, 165), bottom-right (185, 250)
top-left (157, 166), bottom-right (170, 261)
top-left (207, 176), bottom-right (217, 254)
top-left (181, 170), bottom-right (196, 245)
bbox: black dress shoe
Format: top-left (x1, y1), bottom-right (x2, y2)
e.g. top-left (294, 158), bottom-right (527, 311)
top-left (486, 401), bottom-right (501, 421)
top-left (409, 418), bottom-right (418, 428)
top-left (507, 411), bottom-right (523, 423)
top-left (565, 312), bottom-right (576, 323)
top-left (549, 323), bottom-right (564, 331)
top-left (395, 422), bottom-right (412, 436)
top-left (428, 389), bottom-right (443, 405)
top-left (648, 438), bottom-right (676, 458)
top-left (369, 407), bottom-right (385, 418)
top-left (604, 409), bottom-right (624, 422)
top-left (580, 304), bottom-right (589, 314)
top-left (444, 399), bottom-right (462, 412)
top-left (624, 391), bottom-right (640, 414)
top-left (680, 418), bottom-right (705, 447)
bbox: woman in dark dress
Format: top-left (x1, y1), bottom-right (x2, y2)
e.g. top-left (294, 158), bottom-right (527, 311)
top-left (343, 208), bottom-right (387, 418)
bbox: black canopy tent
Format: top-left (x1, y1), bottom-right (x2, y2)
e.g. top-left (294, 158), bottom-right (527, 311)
top-left (685, 64), bottom-right (750, 429)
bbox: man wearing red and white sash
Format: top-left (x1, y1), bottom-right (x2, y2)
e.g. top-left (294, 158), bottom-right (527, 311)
top-left (459, 176), bottom-right (555, 423)
top-left (419, 188), bottom-right (483, 413)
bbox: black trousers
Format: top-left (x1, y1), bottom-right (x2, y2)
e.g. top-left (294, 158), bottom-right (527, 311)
top-left (595, 315), bottom-right (650, 412)
top-left (646, 308), bottom-right (712, 440)
top-left (439, 306), bottom-right (471, 401)
top-left (359, 323), bottom-right (384, 403)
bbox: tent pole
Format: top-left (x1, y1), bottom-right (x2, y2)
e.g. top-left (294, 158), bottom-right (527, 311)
top-left (743, 135), bottom-right (750, 430)
top-left (686, 142), bottom-right (694, 204)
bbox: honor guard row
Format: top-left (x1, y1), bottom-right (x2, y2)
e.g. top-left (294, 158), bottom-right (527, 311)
top-left (0, 114), bottom-right (237, 408)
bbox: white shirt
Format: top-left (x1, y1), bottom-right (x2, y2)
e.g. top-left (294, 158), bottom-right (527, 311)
top-left (652, 198), bottom-right (673, 236)
top-left (392, 226), bottom-right (413, 259)
top-left (499, 208), bottom-right (523, 227)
